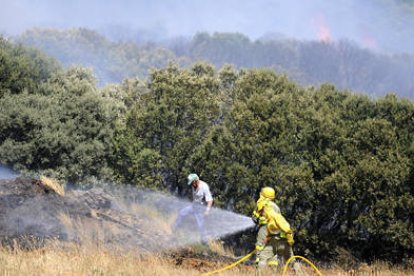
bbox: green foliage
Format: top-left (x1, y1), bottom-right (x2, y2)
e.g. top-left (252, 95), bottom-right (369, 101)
top-left (111, 126), bottom-right (162, 188)
top-left (0, 66), bottom-right (120, 182)
top-left (108, 63), bottom-right (414, 263)
top-left (112, 63), bottom-right (221, 194)
top-left (188, 69), bottom-right (414, 262)
top-left (0, 37), bottom-right (61, 96)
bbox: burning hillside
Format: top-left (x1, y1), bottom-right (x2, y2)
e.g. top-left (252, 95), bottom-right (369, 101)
top-left (0, 177), bottom-right (253, 253)
top-left (0, 177), bottom-right (180, 252)
top-left (0, 177), bottom-right (261, 274)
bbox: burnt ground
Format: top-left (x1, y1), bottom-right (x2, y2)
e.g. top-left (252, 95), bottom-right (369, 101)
top-left (0, 177), bottom-right (256, 272)
top-left (0, 177), bottom-right (175, 251)
top-left (165, 247), bottom-right (255, 273)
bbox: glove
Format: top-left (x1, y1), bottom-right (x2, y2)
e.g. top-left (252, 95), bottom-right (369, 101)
top-left (286, 232), bottom-right (294, 246)
top-left (255, 244), bottom-right (265, 251)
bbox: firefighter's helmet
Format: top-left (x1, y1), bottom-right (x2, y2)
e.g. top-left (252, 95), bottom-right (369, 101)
top-left (260, 187), bottom-right (275, 199)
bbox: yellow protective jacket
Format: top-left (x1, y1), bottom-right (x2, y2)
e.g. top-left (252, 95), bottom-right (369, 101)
top-left (262, 203), bottom-right (292, 236)
top-left (252, 196), bottom-right (281, 225)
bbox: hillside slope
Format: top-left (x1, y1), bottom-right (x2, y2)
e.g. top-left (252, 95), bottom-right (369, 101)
top-left (0, 177), bottom-right (174, 252)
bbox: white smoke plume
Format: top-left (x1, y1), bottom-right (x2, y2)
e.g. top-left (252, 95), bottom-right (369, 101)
top-left (0, 0), bottom-right (413, 54)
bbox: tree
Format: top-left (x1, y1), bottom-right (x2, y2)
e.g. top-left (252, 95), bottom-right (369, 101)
top-left (0, 67), bottom-right (120, 182)
top-left (0, 36), bottom-right (60, 97)
top-left (112, 63), bottom-right (221, 194)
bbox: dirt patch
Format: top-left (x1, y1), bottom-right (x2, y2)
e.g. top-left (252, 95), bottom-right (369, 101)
top-left (165, 247), bottom-right (255, 273)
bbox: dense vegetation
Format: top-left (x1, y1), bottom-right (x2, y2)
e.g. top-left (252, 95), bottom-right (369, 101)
top-left (1, 36), bottom-right (414, 265)
top-left (17, 28), bottom-right (414, 99)
top-left (0, 37), bottom-right (118, 181)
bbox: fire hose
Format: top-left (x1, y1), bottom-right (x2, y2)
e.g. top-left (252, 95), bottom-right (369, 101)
top-left (200, 249), bottom-right (322, 276)
top-left (200, 249), bottom-right (257, 276)
top-left (283, 255), bottom-right (322, 276)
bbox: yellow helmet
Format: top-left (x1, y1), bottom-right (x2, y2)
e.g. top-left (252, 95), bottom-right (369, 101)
top-left (260, 187), bottom-right (275, 199)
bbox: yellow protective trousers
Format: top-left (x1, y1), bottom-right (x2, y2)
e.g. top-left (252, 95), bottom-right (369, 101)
top-left (255, 230), bottom-right (294, 268)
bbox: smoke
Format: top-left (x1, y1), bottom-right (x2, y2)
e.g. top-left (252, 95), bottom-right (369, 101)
top-left (0, 166), bottom-right (18, 179)
top-left (127, 188), bottom-right (255, 246)
top-left (85, 184), bottom-right (256, 250)
top-left (0, 178), bottom-right (254, 253)
top-left (1, 0), bottom-right (413, 53)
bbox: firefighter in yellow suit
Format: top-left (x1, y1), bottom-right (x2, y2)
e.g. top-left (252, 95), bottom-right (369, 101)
top-left (252, 187), bottom-right (295, 271)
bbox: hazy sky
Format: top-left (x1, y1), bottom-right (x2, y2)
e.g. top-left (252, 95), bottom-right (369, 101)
top-left (1, 0), bottom-right (413, 53)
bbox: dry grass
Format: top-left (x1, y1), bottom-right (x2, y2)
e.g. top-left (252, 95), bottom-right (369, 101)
top-left (0, 244), bottom-right (194, 276)
top-left (39, 176), bottom-right (65, 196)
top-left (208, 239), bottom-right (235, 257)
top-left (0, 242), bottom-right (412, 276)
top-left (123, 200), bottom-right (176, 234)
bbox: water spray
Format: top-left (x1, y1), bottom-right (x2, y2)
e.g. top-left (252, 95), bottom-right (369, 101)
top-left (0, 177), bottom-right (255, 253)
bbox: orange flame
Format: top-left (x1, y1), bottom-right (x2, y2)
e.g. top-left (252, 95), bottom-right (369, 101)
top-left (313, 15), bottom-right (331, 43)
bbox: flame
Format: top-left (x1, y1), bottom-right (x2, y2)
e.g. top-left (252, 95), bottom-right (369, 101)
top-left (313, 15), bottom-right (331, 43)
